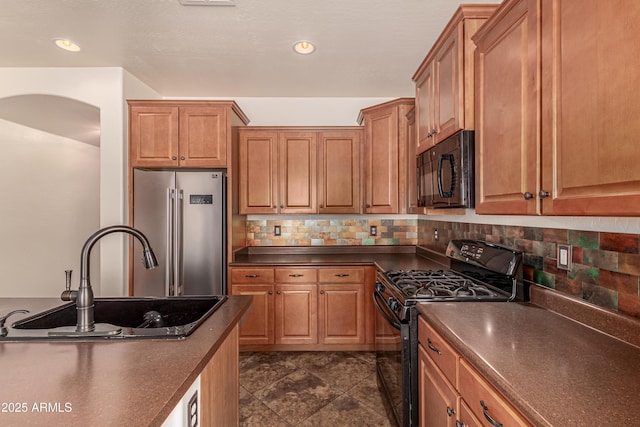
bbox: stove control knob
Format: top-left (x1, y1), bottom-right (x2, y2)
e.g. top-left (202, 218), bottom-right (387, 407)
top-left (388, 298), bottom-right (401, 312)
top-left (375, 282), bottom-right (385, 293)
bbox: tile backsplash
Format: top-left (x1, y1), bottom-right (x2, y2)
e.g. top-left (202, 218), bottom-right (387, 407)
top-left (245, 217), bottom-right (640, 319)
top-left (246, 218), bottom-right (417, 246)
top-left (418, 220), bottom-right (640, 319)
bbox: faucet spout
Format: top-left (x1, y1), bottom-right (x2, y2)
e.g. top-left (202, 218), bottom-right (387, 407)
top-left (67, 225), bottom-right (158, 333)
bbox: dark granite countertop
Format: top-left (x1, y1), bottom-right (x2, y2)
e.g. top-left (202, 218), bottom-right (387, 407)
top-left (231, 245), bottom-right (449, 272)
top-left (0, 296), bottom-right (251, 426)
top-left (416, 287), bottom-right (640, 427)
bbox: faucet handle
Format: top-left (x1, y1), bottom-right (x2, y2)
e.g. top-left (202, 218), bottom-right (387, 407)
top-left (65, 270), bottom-right (73, 291)
top-left (61, 269), bottom-right (77, 301)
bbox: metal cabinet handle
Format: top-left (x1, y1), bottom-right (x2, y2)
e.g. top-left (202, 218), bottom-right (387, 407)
top-left (523, 192), bottom-right (534, 200)
top-left (447, 406), bottom-right (455, 417)
top-left (539, 190), bottom-right (550, 199)
top-left (456, 421), bottom-right (466, 427)
top-left (276, 290), bottom-right (281, 295)
top-left (335, 274), bottom-right (350, 277)
top-left (289, 274), bottom-right (304, 277)
top-left (172, 156), bottom-right (177, 160)
top-left (180, 156), bottom-right (185, 160)
top-left (268, 290), bottom-right (273, 295)
top-left (245, 274), bottom-right (259, 278)
top-left (320, 290), bottom-right (325, 295)
top-left (427, 338), bottom-right (442, 355)
top-left (480, 400), bottom-right (504, 427)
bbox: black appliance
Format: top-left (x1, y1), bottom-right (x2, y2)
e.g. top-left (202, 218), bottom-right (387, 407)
top-left (373, 240), bottom-right (525, 427)
top-left (418, 130), bottom-right (474, 209)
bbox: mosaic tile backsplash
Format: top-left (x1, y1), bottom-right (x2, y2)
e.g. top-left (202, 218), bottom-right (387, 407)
top-left (418, 220), bottom-right (640, 319)
top-left (246, 218), bottom-right (418, 246)
top-left (245, 217), bottom-right (640, 318)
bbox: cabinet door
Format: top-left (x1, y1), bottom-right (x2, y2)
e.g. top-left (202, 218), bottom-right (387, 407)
top-left (364, 108), bottom-right (399, 214)
top-left (231, 284), bottom-right (275, 345)
top-left (178, 106), bottom-right (227, 167)
top-left (419, 344), bottom-right (459, 427)
top-left (238, 130), bottom-right (279, 214)
top-left (541, 0), bottom-right (640, 215)
top-left (275, 284), bottom-right (318, 345)
top-left (416, 62), bottom-right (436, 153)
top-left (318, 130), bottom-right (362, 214)
top-left (474, 0), bottom-right (539, 214)
top-left (129, 105), bottom-right (179, 168)
top-left (278, 132), bottom-right (317, 214)
top-left (318, 283), bottom-right (366, 344)
top-left (434, 26), bottom-right (462, 143)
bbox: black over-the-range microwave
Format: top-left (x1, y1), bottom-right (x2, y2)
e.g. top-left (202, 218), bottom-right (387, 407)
top-left (417, 130), bottom-right (475, 209)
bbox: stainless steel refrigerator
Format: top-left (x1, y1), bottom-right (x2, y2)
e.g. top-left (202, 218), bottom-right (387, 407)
top-left (132, 169), bottom-right (226, 296)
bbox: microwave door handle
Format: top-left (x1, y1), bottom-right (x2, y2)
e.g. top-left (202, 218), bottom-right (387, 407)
top-left (437, 153), bottom-right (457, 198)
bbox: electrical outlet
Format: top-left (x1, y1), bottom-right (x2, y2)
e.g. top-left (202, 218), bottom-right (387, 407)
top-left (274, 225), bottom-right (281, 236)
top-left (557, 243), bottom-right (572, 271)
top-left (434, 228), bottom-right (439, 241)
top-left (370, 225), bottom-right (377, 236)
top-left (187, 390), bottom-right (198, 427)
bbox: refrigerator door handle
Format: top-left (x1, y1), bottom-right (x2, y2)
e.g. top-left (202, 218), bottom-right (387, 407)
top-left (174, 189), bottom-right (184, 296)
top-left (166, 188), bottom-right (174, 296)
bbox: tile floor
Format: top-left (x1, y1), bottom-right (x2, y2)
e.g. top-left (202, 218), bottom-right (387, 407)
top-left (239, 351), bottom-right (396, 426)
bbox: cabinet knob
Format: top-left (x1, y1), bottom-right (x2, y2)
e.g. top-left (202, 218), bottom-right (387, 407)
top-left (319, 290), bottom-right (325, 295)
top-left (172, 156), bottom-right (177, 160)
top-left (523, 192), bottom-right (534, 200)
top-left (539, 190), bottom-right (550, 199)
top-left (268, 290), bottom-right (273, 295)
top-left (276, 290), bottom-right (281, 295)
top-left (180, 156), bottom-right (185, 161)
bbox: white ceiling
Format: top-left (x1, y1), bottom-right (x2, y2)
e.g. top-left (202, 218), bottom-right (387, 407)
top-left (1, 0), bottom-right (501, 98)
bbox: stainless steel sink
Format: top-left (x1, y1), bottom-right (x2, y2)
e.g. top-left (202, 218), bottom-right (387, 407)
top-left (2, 296), bottom-right (227, 341)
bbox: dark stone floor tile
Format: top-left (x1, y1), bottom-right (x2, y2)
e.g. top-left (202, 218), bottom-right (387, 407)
top-left (254, 370), bottom-right (341, 425)
top-left (239, 352), bottom-right (299, 393)
top-left (239, 385), bottom-right (291, 427)
top-left (294, 352), bottom-right (375, 392)
top-left (298, 395), bottom-right (395, 427)
top-left (346, 373), bottom-right (391, 417)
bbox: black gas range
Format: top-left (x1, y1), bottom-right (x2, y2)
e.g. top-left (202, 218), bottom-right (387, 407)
top-left (373, 239), bottom-right (525, 427)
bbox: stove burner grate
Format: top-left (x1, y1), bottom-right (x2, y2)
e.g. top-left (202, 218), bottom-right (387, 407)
top-left (385, 269), bottom-right (501, 299)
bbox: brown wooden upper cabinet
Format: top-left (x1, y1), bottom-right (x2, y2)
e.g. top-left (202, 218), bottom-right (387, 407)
top-left (474, 0), bottom-right (640, 215)
top-left (358, 98), bottom-right (414, 214)
top-left (128, 100), bottom-right (249, 168)
top-left (238, 127), bottom-right (362, 214)
top-left (412, 5), bottom-right (496, 154)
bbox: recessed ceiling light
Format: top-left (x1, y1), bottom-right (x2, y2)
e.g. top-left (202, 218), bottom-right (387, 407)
top-left (54, 38), bottom-right (81, 52)
top-left (293, 40), bottom-right (316, 55)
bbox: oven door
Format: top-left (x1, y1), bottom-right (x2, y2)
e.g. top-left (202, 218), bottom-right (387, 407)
top-left (374, 285), bottom-right (410, 427)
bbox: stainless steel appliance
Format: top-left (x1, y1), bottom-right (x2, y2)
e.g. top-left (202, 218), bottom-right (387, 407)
top-left (132, 169), bottom-right (226, 296)
top-left (373, 240), bottom-right (525, 427)
top-left (418, 130), bottom-right (474, 209)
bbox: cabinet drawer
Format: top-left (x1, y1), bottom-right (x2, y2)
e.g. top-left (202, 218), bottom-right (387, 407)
top-left (275, 268), bottom-right (317, 283)
top-left (318, 267), bottom-right (364, 283)
top-left (459, 359), bottom-right (531, 427)
top-left (418, 316), bottom-right (459, 387)
top-left (230, 268), bottom-right (274, 284)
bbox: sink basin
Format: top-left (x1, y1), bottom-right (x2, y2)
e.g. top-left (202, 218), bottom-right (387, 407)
top-left (3, 296), bottom-right (227, 341)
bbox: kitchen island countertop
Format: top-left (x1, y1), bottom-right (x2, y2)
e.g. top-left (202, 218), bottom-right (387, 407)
top-left (0, 295), bottom-right (251, 426)
top-left (417, 286), bottom-right (640, 427)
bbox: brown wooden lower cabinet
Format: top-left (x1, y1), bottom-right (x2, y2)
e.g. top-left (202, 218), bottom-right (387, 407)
top-left (200, 325), bottom-right (239, 426)
top-left (230, 265), bottom-right (374, 348)
top-left (418, 315), bottom-right (531, 427)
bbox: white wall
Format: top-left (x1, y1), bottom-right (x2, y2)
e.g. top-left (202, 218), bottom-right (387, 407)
top-left (0, 119), bottom-right (100, 296)
top-left (0, 67), bottom-right (160, 297)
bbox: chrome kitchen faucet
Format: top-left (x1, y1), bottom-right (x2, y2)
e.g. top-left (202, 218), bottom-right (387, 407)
top-left (61, 225), bottom-right (158, 333)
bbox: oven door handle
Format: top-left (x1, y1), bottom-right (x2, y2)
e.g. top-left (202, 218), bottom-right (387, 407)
top-left (373, 291), bottom-right (402, 330)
